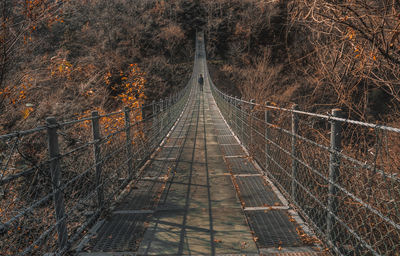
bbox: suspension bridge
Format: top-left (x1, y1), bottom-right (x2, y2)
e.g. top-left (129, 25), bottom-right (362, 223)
top-left (1, 33), bottom-right (399, 255)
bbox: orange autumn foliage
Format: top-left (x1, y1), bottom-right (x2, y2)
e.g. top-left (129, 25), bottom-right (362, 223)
top-left (79, 64), bottom-right (146, 140)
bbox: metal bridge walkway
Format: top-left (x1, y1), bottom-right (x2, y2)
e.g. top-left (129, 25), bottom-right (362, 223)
top-left (75, 34), bottom-right (322, 256)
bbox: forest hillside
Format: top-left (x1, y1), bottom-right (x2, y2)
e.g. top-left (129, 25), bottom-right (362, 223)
top-left (1, 0), bottom-right (400, 132)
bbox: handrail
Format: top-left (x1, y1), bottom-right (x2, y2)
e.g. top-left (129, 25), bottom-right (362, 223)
top-left (0, 56), bottom-right (195, 255)
top-left (211, 82), bottom-right (400, 133)
top-left (209, 74), bottom-right (400, 255)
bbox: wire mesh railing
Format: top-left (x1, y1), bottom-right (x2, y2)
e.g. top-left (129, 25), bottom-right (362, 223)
top-left (0, 83), bottom-right (191, 255)
top-left (210, 81), bottom-right (400, 255)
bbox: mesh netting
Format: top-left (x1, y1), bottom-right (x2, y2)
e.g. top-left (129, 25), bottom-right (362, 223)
top-left (212, 82), bottom-right (400, 255)
top-left (0, 85), bottom-right (190, 255)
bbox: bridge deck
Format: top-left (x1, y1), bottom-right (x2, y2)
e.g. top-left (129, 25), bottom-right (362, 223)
top-left (75, 34), bottom-right (323, 255)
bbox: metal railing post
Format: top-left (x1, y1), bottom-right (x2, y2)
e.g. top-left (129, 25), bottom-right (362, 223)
top-left (124, 107), bottom-right (133, 178)
top-left (291, 104), bottom-right (299, 201)
top-left (140, 101), bottom-right (145, 121)
top-left (241, 98), bottom-right (245, 145)
top-left (264, 102), bottom-right (270, 171)
top-left (137, 103), bottom-right (147, 162)
top-left (46, 117), bottom-right (68, 250)
top-left (250, 99), bottom-right (255, 150)
top-left (327, 109), bottom-right (342, 244)
top-left (167, 97), bottom-right (171, 128)
top-left (91, 111), bottom-right (104, 210)
top-left (170, 96), bottom-right (173, 126)
top-left (234, 96), bottom-right (238, 134)
top-left (164, 98), bottom-right (166, 125)
top-left (160, 99), bottom-right (164, 139)
top-left (152, 100), bottom-right (156, 146)
top-left (229, 96), bottom-right (233, 126)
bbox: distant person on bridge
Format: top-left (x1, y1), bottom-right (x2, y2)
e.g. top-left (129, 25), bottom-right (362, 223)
top-left (198, 74), bottom-right (204, 92)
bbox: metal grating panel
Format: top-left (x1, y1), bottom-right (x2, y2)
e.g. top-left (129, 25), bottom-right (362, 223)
top-left (174, 124), bottom-right (188, 129)
top-left (214, 254), bottom-right (259, 256)
top-left (169, 129), bottom-right (187, 138)
top-left (246, 210), bottom-right (302, 248)
top-left (157, 146), bottom-right (181, 158)
top-left (214, 123), bottom-right (229, 129)
top-left (164, 138), bottom-right (185, 147)
top-left (217, 135), bottom-right (239, 145)
top-left (236, 176), bottom-right (281, 207)
top-left (117, 180), bottom-right (164, 210)
top-left (222, 144), bottom-right (245, 156)
top-left (226, 158), bottom-right (259, 175)
top-left (263, 253), bottom-right (324, 256)
top-left (142, 159), bottom-right (175, 177)
top-left (170, 130), bottom-right (187, 138)
top-left (213, 121), bottom-right (226, 126)
top-left (77, 253), bottom-right (137, 256)
top-left (171, 127), bottom-right (188, 133)
top-left (217, 129), bottom-right (232, 136)
top-left (169, 135), bottom-right (185, 139)
top-left (89, 213), bottom-right (148, 252)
